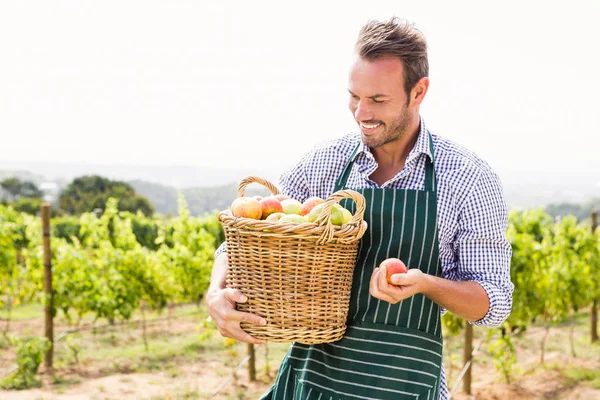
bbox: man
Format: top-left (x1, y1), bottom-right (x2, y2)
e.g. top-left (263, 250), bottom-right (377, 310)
top-left (207, 17), bottom-right (513, 400)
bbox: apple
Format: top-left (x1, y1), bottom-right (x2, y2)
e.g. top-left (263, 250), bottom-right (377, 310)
top-left (339, 207), bottom-right (352, 225)
top-left (266, 212), bottom-right (286, 222)
top-left (379, 258), bottom-right (408, 285)
top-left (231, 197), bottom-right (262, 219)
top-left (279, 214), bottom-right (306, 224)
top-left (307, 203), bottom-right (344, 225)
top-left (300, 197), bottom-right (325, 216)
top-left (274, 194), bottom-right (290, 202)
top-left (281, 199), bottom-right (302, 215)
top-left (259, 196), bottom-right (283, 219)
top-left (252, 195), bottom-right (263, 202)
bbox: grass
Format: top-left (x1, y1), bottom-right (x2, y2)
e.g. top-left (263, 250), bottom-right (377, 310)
top-left (1, 303), bottom-right (599, 399)
top-left (0, 302), bottom-right (43, 321)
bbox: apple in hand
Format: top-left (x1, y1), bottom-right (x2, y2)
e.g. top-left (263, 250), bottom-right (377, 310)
top-left (259, 196), bottom-right (283, 219)
top-left (300, 197), bottom-right (325, 216)
top-left (231, 197), bottom-right (263, 219)
top-left (281, 199), bottom-right (302, 215)
top-left (380, 258), bottom-right (408, 285)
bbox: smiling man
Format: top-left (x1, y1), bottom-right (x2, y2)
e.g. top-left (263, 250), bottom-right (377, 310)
top-left (207, 17), bottom-right (514, 399)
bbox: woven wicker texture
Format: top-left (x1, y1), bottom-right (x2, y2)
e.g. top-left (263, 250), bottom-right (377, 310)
top-left (218, 176), bottom-right (368, 344)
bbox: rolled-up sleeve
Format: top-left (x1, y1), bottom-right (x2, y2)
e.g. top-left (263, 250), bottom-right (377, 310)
top-left (453, 167), bottom-right (514, 328)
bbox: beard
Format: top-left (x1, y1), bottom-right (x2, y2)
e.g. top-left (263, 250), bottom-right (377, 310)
top-left (360, 104), bottom-right (412, 149)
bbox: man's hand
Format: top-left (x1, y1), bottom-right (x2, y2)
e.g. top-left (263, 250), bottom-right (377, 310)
top-left (369, 265), bottom-right (429, 304)
top-left (206, 254), bottom-right (267, 345)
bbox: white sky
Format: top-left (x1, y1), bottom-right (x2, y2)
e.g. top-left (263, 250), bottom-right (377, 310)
top-left (1, 0), bottom-right (599, 179)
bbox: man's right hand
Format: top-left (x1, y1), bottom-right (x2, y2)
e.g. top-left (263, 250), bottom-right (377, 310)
top-left (206, 254), bottom-right (267, 345)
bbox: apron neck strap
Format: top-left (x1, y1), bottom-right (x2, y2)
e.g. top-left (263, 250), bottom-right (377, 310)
top-left (335, 131), bottom-right (437, 192)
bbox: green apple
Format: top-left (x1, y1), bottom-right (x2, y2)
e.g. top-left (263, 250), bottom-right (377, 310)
top-left (279, 214), bottom-right (306, 224)
top-left (266, 212), bottom-right (286, 222)
top-left (280, 199), bottom-right (302, 215)
top-left (307, 203), bottom-right (344, 225)
top-left (339, 207), bottom-right (352, 225)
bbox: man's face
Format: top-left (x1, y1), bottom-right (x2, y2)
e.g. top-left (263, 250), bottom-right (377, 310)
top-left (348, 56), bottom-right (413, 149)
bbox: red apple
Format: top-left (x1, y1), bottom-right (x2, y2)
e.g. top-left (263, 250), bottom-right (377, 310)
top-left (259, 196), bottom-right (283, 219)
top-left (300, 197), bottom-right (325, 216)
top-left (274, 194), bottom-right (290, 202)
top-left (231, 197), bottom-right (262, 219)
top-left (380, 258), bottom-right (408, 285)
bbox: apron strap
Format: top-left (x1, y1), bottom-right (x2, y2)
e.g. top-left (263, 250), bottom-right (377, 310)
top-left (334, 142), bottom-right (360, 190)
top-left (424, 130), bottom-right (436, 192)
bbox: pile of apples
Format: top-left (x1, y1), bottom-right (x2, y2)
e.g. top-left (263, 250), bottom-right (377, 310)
top-left (230, 194), bottom-right (353, 226)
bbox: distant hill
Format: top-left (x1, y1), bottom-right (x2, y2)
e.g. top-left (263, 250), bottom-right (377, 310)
top-left (3, 161), bottom-right (600, 216)
top-left (0, 161), bottom-right (285, 189)
top-left (130, 179), bottom-right (274, 216)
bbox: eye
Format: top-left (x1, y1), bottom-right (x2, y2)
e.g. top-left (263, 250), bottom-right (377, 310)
top-left (372, 99), bottom-right (385, 104)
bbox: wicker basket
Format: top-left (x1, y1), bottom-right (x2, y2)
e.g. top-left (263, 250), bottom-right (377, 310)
top-left (218, 176), bottom-right (367, 344)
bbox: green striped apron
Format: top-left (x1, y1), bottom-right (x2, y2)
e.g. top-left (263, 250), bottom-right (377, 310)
top-left (261, 131), bottom-right (443, 399)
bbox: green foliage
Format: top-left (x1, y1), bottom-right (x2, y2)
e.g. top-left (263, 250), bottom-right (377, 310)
top-left (12, 198), bottom-right (42, 215)
top-left (58, 175), bottom-right (154, 216)
top-left (0, 335), bottom-right (50, 390)
top-left (441, 312), bottom-right (464, 336)
top-left (486, 329), bottom-right (517, 384)
top-left (0, 196), bottom-right (219, 330)
top-left (52, 216), bottom-right (83, 244)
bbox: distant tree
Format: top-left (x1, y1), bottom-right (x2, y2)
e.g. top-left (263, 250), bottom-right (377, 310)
top-left (58, 175), bottom-right (154, 216)
top-left (1, 178), bottom-right (22, 201)
top-left (20, 181), bottom-right (44, 199)
top-left (0, 178), bottom-right (43, 201)
top-left (545, 198), bottom-right (600, 222)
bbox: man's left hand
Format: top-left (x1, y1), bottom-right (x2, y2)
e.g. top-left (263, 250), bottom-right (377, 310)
top-left (369, 266), bottom-right (429, 304)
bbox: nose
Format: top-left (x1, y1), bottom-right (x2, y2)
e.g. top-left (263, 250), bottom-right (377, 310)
top-left (353, 100), bottom-right (374, 122)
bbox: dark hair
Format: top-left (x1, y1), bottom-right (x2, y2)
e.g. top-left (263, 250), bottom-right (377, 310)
top-left (355, 17), bottom-right (429, 96)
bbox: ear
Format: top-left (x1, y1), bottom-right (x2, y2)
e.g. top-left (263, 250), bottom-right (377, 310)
top-left (410, 77), bottom-right (430, 107)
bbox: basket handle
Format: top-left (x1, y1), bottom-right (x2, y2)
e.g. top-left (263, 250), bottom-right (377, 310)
top-left (237, 176), bottom-right (280, 198)
top-left (315, 189), bottom-right (366, 244)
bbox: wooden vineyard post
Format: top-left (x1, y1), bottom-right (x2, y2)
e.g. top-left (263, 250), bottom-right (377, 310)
top-left (592, 211), bottom-right (598, 343)
top-left (463, 323), bottom-right (473, 395)
top-left (248, 343), bottom-right (256, 381)
top-left (41, 203), bottom-right (54, 371)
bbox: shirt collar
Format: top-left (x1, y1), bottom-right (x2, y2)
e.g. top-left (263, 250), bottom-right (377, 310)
top-left (352, 116), bottom-right (433, 165)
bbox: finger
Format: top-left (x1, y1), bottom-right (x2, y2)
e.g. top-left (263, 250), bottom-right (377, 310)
top-left (369, 268), bottom-right (392, 301)
top-left (222, 288), bottom-right (248, 305)
top-left (369, 283), bottom-right (397, 304)
top-left (390, 273), bottom-right (410, 286)
top-left (228, 309), bottom-right (267, 326)
top-left (224, 325), bottom-right (267, 345)
top-left (369, 267), bottom-right (381, 295)
top-left (378, 265), bottom-right (391, 290)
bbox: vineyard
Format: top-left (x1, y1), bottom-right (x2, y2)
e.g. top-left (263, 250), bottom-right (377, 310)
top-left (1, 199), bottom-right (600, 399)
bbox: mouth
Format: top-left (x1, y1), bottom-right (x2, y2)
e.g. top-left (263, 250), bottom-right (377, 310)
top-left (359, 122), bottom-right (383, 135)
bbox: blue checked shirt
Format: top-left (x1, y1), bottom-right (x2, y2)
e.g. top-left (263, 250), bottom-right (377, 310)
top-left (215, 117), bottom-right (514, 399)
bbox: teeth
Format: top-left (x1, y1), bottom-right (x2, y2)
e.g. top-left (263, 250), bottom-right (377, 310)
top-left (361, 123), bottom-right (381, 129)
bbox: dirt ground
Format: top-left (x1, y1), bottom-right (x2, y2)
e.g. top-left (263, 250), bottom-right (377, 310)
top-left (1, 306), bottom-right (599, 400)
